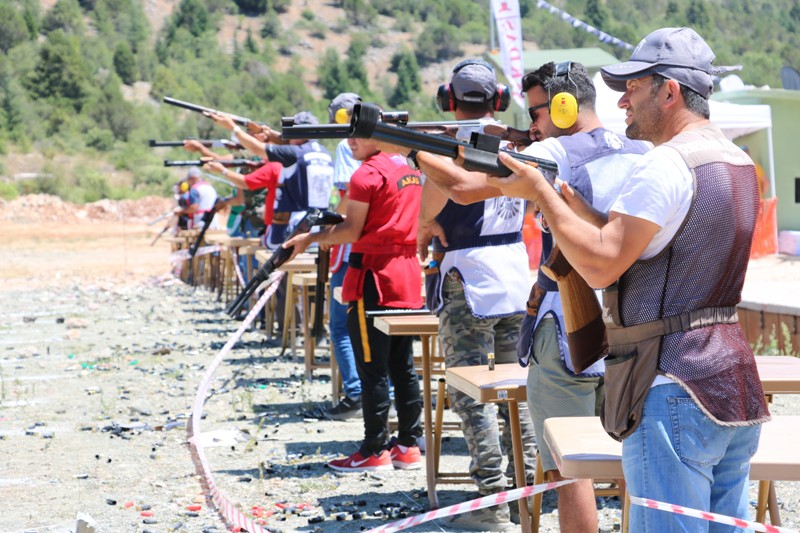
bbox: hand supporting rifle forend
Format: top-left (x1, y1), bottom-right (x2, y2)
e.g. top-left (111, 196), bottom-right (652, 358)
top-left (225, 208), bottom-right (345, 318)
top-left (281, 102), bottom-right (558, 178)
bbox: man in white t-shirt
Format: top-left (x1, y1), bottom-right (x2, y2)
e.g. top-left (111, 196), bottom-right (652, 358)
top-left (488, 28), bottom-right (769, 532)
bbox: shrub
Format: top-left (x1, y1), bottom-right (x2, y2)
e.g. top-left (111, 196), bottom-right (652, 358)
top-left (0, 181), bottom-right (18, 200)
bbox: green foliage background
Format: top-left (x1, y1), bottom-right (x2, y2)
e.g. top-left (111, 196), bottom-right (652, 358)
top-left (0, 0), bottom-right (796, 203)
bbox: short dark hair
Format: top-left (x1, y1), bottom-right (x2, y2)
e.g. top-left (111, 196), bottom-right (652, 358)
top-left (521, 62), bottom-right (596, 111)
top-left (650, 74), bottom-right (710, 119)
top-left (454, 98), bottom-right (495, 114)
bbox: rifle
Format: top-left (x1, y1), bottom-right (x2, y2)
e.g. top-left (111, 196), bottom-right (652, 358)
top-left (281, 102), bottom-right (557, 178)
top-left (149, 139), bottom-right (245, 150)
top-left (163, 158), bottom-right (263, 169)
top-left (148, 208), bottom-right (175, 226)
top-left (539, 245), bottom-right (608, 373)
top-left (311, 248), bottom-right (330, 344)
top-left (189, 199), bottom-right (224, 258)
top-left (162, 96), bottom-right (255, 127)
top-left (280, 115), bottom-right (482, 139)
top-left (151, 220), bottom-right (175, 246)
top-left (225, 208), bottom-right (345, 318)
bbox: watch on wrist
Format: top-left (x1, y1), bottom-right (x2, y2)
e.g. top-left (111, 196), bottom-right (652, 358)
top-left (406, 150), bottom-right (420, 171)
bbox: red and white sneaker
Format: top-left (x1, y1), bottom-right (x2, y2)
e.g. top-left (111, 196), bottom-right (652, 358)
top-left (328, 450), bottom-right (393, 472)
top-left (390, 443), bottom-right (422, 470)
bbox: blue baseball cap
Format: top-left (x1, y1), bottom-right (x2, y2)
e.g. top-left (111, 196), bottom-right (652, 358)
top-left (292, 111), bottom-right (319, 126)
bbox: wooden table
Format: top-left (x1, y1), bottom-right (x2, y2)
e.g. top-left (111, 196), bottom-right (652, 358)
top-left (254, 251), bottom-right (318, 352)
top-left (544, 415), bottom-right (800, 531)
top-left (204, 235), bottom-right (261, 302)
top-left (445, 363), bottom-right (532, 533)
top-left (540, 355), bottom-right (800, 530)
top-left (755, 355), bottom-right (800, 396)
top-left (754, 354), bottom-right (800, 524)
top-left (374, 314), bottom-right (450, 509)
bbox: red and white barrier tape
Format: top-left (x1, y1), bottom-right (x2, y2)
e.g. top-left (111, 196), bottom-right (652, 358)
top-left (366, 479), bottom-right (576, 533)
top-left (230, 248), bottom-right (246, 289)
top-left (187, 271), bottom-right (284, 533)
top-left (170, 245), bottom-right (221, 263)
top-left (629, 495), bottom-right (800, 533)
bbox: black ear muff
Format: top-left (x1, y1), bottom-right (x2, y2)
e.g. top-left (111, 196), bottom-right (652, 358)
top-left (437, 83), bottom-right (456, 112)
top-left (549, 62), bottom-right (579, 129)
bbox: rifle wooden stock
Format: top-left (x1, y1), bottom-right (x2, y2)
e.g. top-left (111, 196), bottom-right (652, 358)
top-left (281, 102), bottom-right (557, 177)
top-left (163, 159), bottom-right (262, 168)
top-left (149, 139), bottom-right (244, 150)
top-left (163, 96), bottom-right (254, 126)
top-left (540, 245), bottom-right (608, 373)
top-left (482, 124), bottom-right (534, 147)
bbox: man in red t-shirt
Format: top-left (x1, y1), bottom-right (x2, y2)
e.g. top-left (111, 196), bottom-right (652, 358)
top-left (204, 159), bottom-right (282, 233)
top-left (284, 137), bottom-right (424, 472)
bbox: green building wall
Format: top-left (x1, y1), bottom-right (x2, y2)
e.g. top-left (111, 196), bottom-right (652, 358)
top-left (714, 90), bottom-right (800, 232)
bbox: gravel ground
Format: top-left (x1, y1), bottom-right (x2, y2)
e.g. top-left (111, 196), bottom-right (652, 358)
top-left (2, 277), bottom-right (800, 533)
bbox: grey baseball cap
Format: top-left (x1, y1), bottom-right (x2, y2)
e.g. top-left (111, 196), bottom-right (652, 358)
top-left (292, 111), bottom-right (319, 126)
top-left (186, 167), bottom-right (202, 179)
top-left (600, 27), bottom-right (741, 98)
top-left (328, 93), bottom-right (361, 123)
top-left (452, 59), bottom-right (497, 102)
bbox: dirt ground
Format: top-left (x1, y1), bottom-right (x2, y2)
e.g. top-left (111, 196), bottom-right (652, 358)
top-left (1, 195), bottom-right (799, 533)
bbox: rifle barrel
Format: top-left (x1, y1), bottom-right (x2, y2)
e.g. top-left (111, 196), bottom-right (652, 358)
top-left (283, 103), bottom-right (555, 177)
top-left (149, 139), bottom-right (244, 150)
top-left (163, 159), bottom-right (255, 168)
top-left (163, 96), bottom-right (253, 126)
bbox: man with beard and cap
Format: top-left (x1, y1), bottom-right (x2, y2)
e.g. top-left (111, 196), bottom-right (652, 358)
top-left (486, 28), bottom-right (769, 532)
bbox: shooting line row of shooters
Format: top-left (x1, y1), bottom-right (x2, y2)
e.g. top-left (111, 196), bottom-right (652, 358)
top-left (150, 93), bottom-right (558, 314)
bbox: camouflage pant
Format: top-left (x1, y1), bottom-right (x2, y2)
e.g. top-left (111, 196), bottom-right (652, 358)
top-left (439, 272), bottom-right (538, 494)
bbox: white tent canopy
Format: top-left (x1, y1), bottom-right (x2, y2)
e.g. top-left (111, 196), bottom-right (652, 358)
top-left (592, 72), bottom-right (776, 197)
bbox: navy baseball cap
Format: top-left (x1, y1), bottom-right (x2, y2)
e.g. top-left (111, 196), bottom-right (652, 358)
top-left (601, 27), bottom-right (741, 98)
top-left (292, 111), bottom-right (319, 126)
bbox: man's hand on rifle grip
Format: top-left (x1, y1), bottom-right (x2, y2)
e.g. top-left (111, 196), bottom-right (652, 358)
top-left (485, 151), bottom-right (549, 204)
top-left (281, 232), bottom-right (314, 262)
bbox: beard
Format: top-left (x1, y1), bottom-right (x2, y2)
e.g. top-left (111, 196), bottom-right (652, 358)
top-left (625, 97), bottom-right (665, 142)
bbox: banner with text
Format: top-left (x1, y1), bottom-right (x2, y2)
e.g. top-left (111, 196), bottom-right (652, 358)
top-left (491, 0), bottom-right (526, 110)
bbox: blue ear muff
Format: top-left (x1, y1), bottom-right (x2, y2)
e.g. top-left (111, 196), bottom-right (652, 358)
top-left (549, 62), bottom-right (579, 129)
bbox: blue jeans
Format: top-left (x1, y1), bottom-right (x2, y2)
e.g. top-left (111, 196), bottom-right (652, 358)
top-left (623, 382), bottom-right (762, 532)
top-left (329, 264), bottom-right (361, 398)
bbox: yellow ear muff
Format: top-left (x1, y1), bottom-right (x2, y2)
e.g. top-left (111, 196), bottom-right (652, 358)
top-left (334, 108), bottom-right (351, 125)
top-left (550, 92), bottom-right (578, 129)
top-left (180, 182), bottom-right (189, 192)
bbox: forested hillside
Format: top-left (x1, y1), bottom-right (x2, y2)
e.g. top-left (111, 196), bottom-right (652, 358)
top-left (0, 0), bottom-right (797, 203)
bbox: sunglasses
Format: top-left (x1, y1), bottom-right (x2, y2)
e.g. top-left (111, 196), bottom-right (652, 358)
top-left (527, 102), bottom-right (550, 122)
